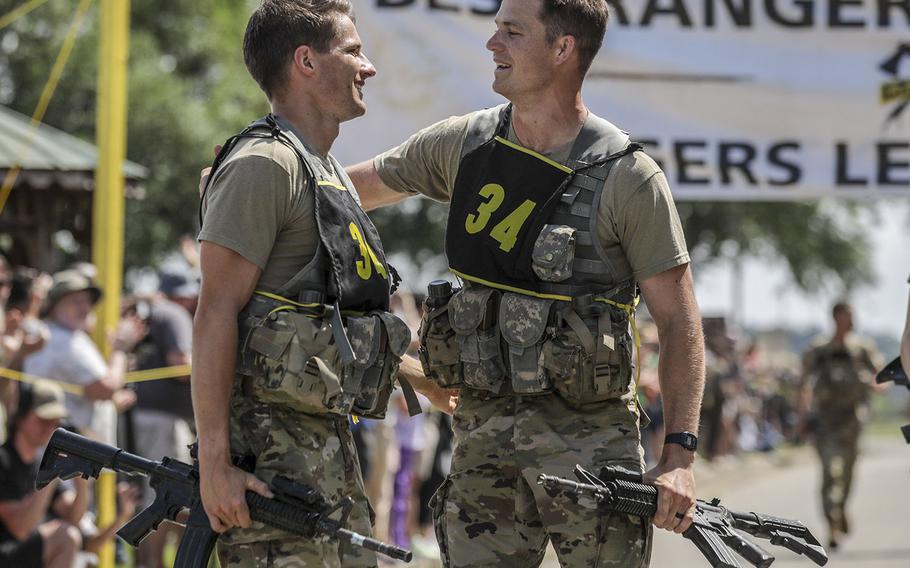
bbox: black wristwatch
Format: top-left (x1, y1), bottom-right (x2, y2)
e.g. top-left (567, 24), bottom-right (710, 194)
top-left (665, 431), bottom-right (698, 451)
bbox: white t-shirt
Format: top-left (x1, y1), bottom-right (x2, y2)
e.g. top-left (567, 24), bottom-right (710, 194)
top-left (24, 322), bottom-right (107, 431)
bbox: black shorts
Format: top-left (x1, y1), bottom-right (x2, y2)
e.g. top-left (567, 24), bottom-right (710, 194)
top-left (0, 530), bottom-right (44, 567)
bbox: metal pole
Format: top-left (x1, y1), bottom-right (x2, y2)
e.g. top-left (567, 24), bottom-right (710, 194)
top-left (92, 1), bottom-right (130, 566)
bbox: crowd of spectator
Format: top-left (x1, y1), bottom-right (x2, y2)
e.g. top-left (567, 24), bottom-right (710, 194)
top-left (0, 252), bottom-right (198, 568)
top-left (2, 247), bottom-right (890, 568)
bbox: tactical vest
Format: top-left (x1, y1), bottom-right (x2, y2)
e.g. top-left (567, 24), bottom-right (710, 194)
top-left (419, 105), bottom-right (642, 408)
top-left (202, 115), bottom-right (417, 419)
top-left (810, 340), bottom-right (874, 419)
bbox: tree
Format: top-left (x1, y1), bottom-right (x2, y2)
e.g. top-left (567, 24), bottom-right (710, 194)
top-left (0, 0), bottom-right (264, 269)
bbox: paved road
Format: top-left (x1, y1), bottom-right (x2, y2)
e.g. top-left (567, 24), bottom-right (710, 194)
top-left (540, 436), bottom-right (910, 567)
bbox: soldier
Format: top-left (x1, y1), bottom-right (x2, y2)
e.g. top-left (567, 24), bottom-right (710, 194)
top-left (192, 2), bottom-right (452, 567)
top-left (799, 301), bottom-right (882, 550)
top-left (347, 1), bottom-right (706, 566)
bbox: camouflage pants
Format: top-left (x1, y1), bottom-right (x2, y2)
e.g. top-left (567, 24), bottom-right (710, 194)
top-left (431, 391), bottom-right (652, 568)
top-left (814, 420), bottom-right (861, 532)
top-left (217, 384), bottom-right (376, 568)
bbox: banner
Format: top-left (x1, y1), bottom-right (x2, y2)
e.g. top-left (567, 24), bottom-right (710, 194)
top-left (337, 0), bottom-right (910, 200)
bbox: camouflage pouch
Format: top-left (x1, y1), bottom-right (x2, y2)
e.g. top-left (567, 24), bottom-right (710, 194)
top-left (245, 310), bottom-right (344, 415)
top-left (499, 293), bottom-right (553, 394)
top-left (449, 286), bottom-right (506, 393)
top-left (544, 307), bottom-right (633, 407)
top-left (531, 225), bottom-right (576, 282)
top-left (418, 302), bottom-right (464, 388)
top-left (347, 312), bottom-right (411, 419)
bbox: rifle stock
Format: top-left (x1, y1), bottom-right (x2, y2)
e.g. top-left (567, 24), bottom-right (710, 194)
top-left (874, 357), bottom-right (910, 443)
top-left (876, 357), bottom-right (908, 388)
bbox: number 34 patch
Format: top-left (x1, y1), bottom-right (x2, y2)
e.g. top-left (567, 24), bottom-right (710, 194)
top-left (464, 183), bottom-right (537, 253)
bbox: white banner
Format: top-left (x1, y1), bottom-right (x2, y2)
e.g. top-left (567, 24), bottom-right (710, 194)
top-left (337, 0), bottom-right (910, 200)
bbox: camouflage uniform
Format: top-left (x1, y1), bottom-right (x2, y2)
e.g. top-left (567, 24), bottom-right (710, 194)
top-left (201, 115), bottom-right (405, 568)
top-left (398, 103), bottom-right (687, 568)
top-left (217, 381), bottom-right (375, 568)
top-left (431, 391), bottom-right (651, 568)
top-left (804, 337), bottom-right (880, 534)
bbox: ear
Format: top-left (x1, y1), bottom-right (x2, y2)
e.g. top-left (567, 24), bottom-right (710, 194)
top-left (554, 35), bottom-right (576, 66)
top-left (293, 45), bottom-right (317, 77)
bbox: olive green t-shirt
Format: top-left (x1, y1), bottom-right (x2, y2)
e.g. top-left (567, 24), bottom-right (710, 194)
top-left (198, 133), bottom-right (343, 293)
top-left (374, 111), bottom-right (690, 282)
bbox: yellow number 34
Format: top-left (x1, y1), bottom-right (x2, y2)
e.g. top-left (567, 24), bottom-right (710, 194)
top-left (349, 222), bottom-right (388, 281)
top-left (464, 183), bottom-right (537, 252)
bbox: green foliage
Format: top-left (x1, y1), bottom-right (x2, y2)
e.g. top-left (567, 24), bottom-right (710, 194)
top-left (0, 0), bottom-right (265, 268)
top-left (677, 201), bottom-right (873, 292)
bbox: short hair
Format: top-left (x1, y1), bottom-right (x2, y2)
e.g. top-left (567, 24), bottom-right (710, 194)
top-left (243, 0), bottom-right (354, 98)
top-left (832, 301), bottom-right (851, 319)
top-left (539, 0), bottom-right (609, 76)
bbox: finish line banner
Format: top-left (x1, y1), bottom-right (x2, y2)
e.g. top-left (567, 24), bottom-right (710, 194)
top-left (337, 1), bottom-right (910, 201)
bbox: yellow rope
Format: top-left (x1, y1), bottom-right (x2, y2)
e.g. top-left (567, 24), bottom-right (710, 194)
top-left (0, 367), bottom-right (85, 395)
top-left (0, 363), bottom-right (191, 393)
top-left (124, 365), bottom-right (192, 384)
top-left (0, 0), bottom-right (51, 31)
top-left (0, 0), bottom-right (95, 215)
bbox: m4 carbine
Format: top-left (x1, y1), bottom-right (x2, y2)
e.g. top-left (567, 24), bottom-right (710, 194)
top-left (36, 428), bottom-right (412, 567)
top-left (538, 465), bottom-right (828, 568)
top-left (875, 356), bottom-right (910, 443)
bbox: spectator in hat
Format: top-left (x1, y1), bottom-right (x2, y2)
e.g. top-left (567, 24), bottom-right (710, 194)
top-left (0, 380), bottom-right (88, 568)
top-left (23, 270), bottom-right (143, 441)
top-left (131, 270), bottom-right (196, 568)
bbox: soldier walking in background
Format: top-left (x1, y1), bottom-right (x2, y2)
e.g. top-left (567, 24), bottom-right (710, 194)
top-left (799, 301), bottom-right (883, 550)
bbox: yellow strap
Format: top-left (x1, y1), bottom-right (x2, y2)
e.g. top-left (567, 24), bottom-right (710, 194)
top-left (254, 290), bottom-right (321, 309)
top-left (450, 270), bottom-right (573, 301)
top-left (596, 296), bottom-right (642, 393)
top-left (317, 180), bottom-right (348, 191)
top-left (493, 136), bottom-right (574, 174)
top-left (0, 0), bottom-right (94, 215)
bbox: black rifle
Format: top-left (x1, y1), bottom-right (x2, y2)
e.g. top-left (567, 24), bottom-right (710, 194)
top-left (876, 356), bottom-right (910, 443)
top-left (36, 428), bottom-right (412, 567)
top-left (538, 465), bottom-right (828, 568)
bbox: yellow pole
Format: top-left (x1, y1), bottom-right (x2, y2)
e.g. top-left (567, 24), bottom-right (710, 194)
top-left (92, 1), bottom-right (130, 567)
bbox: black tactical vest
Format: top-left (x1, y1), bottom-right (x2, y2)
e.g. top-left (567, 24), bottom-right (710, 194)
top-left (203, 114), bottom-right (391, 312)
top-left (447, 105), bottom-right (640, 301)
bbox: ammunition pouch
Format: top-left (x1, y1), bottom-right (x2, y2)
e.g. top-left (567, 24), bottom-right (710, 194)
top-left (531, 224), bottom-right (576, 282)
top-left (545, 304), bottom-right (633, 408)
top-left (417, 297), bottom-right (463, 388)
top-left (417, 284), bottom-right (634, 405)
top-left (238, 295), bottom-right (410, 418)
top-left (449, 287), bottom-right (506, 393)
top-left (499, 293), bottom-right (553, 394)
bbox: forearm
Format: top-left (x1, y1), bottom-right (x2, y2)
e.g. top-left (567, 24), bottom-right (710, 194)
top-left (347, 160), bottom-right (409, 211)
top-left (82, 515), bottom-right (130, 554)
top-left (1, 488), bottom-right (56, 539)
top-left (398, 356), bottom-right (438, 397)
top-left (192, 308), bottom-right (238, 467)
top-left (656, 314), bottom-right (705, 439)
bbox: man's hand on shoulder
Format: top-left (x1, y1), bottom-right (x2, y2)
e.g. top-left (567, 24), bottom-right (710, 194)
top-left (645, 444), bottom-right (696, 534)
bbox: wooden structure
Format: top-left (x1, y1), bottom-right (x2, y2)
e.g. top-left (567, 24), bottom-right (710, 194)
top-left (0, 105), bottom-right (146, 270)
